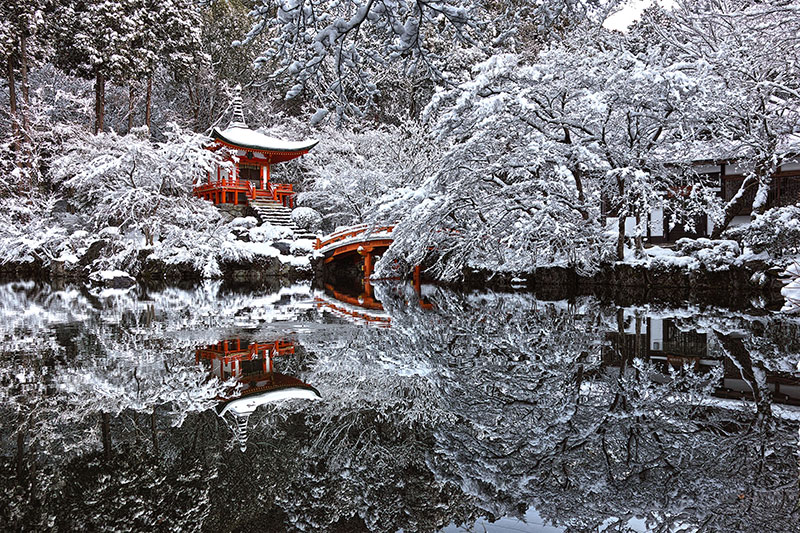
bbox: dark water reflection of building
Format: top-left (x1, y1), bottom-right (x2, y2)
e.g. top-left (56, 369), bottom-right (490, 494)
top-left (603, 314), bottom-right (800, 407)
top-left (195, 339), bottom-right (320, 451)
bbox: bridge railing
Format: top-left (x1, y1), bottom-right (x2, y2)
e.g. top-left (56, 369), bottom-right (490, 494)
top-left (315, 224), bottom-right (395, 250)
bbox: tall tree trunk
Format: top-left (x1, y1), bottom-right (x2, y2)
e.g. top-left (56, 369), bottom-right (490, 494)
top-left (634, 213), bottom-right (645, 258)
top-left (145, 74), bottom-right (152, 131)
top-left (127, 84), bottom-right (135, 133)
top-left (715, 332), bottom-right (772, 421)
top-left (711, 174), bottom-right (758, 238)
top-left (616, 175), bottom-right (626, 261)
top-left (150, 409), bottom-right (159, 456)
top-left (19, 36), bottom-right (29, 107)
top-left (6, 53), bottom-right (20, 159)
top-left (19, 35), bottom-right (33, 177)
top-left (94, 70), bottom-right (105, 135)
top-left (616, 215), bottom-right (626, 261)
top-left (101, 411), bottom-right (112, 460)
top-left (610, 308), bottom-right (629, 411)
top-left (15, 412), bottom-right (25, 480)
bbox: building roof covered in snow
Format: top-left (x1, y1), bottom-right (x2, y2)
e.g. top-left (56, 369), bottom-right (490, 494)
top-left (211, 85), bottom-right (317, 161)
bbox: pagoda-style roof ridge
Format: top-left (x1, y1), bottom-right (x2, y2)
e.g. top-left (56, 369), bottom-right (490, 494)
top-left (212, 125), bottom-right (318, 154)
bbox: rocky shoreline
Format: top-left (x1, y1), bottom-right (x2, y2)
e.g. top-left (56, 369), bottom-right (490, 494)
top-left (456, 260), bottom-right (788, 310)
top-left (0, 253), bottom-right (789, 310)
top-left (0, 250), bottom-right (316, 288)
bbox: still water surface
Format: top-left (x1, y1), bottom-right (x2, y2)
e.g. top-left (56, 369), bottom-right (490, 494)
top-left (1, 280), bottom-right (799, 532)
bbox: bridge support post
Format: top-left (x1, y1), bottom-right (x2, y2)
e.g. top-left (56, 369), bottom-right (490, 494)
top-left (413, 265), bottom-right (421, 293)
top-left (363, 248), bottom-right (373, 279)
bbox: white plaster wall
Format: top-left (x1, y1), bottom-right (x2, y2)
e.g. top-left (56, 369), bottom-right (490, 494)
top-left (729, 215), bottom-right (751, 228)
top-left (728, 162), bottom-right (751, 175)
top-left (696, 164), bottom-right (721, 174)
top-left (624, 216), bottom-right (637, 236)
top-left (650, 319), bottom-right (663, 351)
top-left (649, 208), bottom-right (664, 237)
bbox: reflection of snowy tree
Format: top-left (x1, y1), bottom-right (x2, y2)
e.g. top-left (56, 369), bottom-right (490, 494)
top-left (1, 282), bottom-right (799, 531)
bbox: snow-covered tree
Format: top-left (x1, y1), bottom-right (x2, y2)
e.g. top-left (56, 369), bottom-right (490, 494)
top-left (376, 31), bottom-right (715, 279)
top-left (243, 0), bottom-right (622, 116)
top-left (651, 0), bottom-right (800, 236)
top-left (52, 126), bottom-right (221, 245)
top-left (54, 0), bottom-right (153, 133)
top-left (299, 121), bottom-right (437, 231)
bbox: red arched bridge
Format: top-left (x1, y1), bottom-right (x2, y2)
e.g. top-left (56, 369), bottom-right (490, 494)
top-left (314, 224), bottom-right (395, 278)
top-left (314, 224), bottom-right (420, 283)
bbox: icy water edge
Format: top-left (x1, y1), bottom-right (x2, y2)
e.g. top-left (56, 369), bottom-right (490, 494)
top-left (1, 280), bottom-right (799, 532)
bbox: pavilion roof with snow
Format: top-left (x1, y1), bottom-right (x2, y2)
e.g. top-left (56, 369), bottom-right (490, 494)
top-left (210, 85), bottom-right (317, 160)
top-left (195, 85), bottom-right (317, 208)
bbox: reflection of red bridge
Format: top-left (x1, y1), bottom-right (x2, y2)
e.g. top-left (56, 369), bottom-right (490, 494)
top-left (314, 283), bottom-right (434, 328)
top-left (196, 339), bottom-right (296, 382)
top-left (315, 284), bottom-right (393, 327)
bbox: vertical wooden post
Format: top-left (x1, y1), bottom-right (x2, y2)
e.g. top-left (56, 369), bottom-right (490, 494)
top-left (364, 250), bottom-right (373, 279)
top-left (365, 279), bottom-right (374, 299)
top-left (413, 265), bottom-right (421, 293)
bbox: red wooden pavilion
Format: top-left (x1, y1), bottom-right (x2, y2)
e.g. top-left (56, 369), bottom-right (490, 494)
top-left (194, 85), bottom-right (317, 208)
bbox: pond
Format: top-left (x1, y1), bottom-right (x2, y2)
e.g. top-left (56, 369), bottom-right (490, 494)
top-left (1, 280), bottom-right (799, 532)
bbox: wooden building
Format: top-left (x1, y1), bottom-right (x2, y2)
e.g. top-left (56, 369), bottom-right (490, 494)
top-left (193, 85), bottom-right (317, 208)
top-left (610, 157), bottom-right (800, 243)
top-left (196, 338), bottom-right (320, 451)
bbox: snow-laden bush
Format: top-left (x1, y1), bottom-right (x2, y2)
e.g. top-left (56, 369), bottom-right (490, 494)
top-left (674, 238), bottom-right (742, 270)
top-left (291, 207), bottom-right (322, 233)
top-left (781, 263), bottom-right (800, 313)
top-left (230, 216), bottom-right (259, 229)
top-left (249, 223), bottom-right (293, 243)
top-left (726, 205), bottom-right (800, 257)
top-left (0, 195), bottom-right (77, 266)
top-left (41, 125), bottom-right (270, 278)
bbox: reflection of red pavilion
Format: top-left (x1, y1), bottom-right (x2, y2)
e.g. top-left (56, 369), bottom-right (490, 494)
top-left (196, 339), bottom-right (320, 451)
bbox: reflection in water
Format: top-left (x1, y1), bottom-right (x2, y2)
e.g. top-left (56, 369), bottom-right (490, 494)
top-left (605, 313), bottom-right (800, 407)
top-left (196, 339), bottom-right (320, 451)
top-left (314, 281), bottom-right (433, 327)
top-left (0, 280), bottom-right (798, 531)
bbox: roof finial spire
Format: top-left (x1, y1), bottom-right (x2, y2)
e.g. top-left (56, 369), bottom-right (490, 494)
top-left (234, 412), bottom-right (250, 452)
top-left (229, 84), bottom-right (247, 129)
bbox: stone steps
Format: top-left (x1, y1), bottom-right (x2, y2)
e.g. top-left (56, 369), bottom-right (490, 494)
top-left (248, 199), bottom-right (317, 240)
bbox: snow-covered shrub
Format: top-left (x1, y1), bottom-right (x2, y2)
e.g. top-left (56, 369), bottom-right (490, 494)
top-left (674, 238), bottom-right (742, 270)
top-left (290, 239), bottom-right (316, 255)
top-left (44, 125), bottom-right (269, 278)
top-left (781, 263), bottom-right (800, 313)
top-left (726, 205), bottom-right (800, 257)
top-left (291, 207), bottom-right (322, 233)
top-left (230, 216), bottom-right (259, 229)
top-left (0, 196), bottom-right (70, 266)
top-left (249, 223), bottom-right (293, 243)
